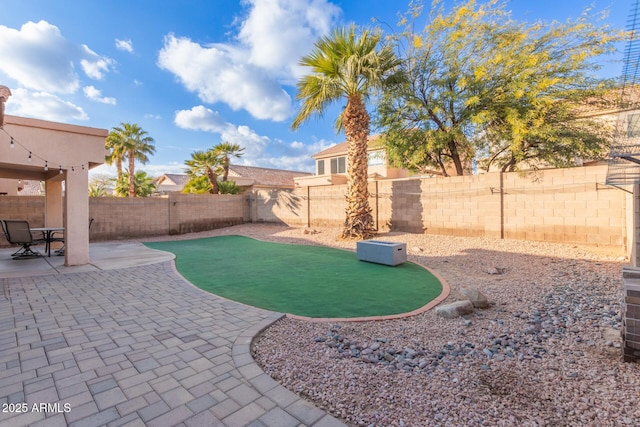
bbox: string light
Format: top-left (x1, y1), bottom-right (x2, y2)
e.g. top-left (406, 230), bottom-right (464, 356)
top-left (2, 127), bottom-right (89, 174)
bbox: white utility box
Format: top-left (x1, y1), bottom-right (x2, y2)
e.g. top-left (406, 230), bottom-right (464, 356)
top-left (356, 240), bottom-right (407, 266)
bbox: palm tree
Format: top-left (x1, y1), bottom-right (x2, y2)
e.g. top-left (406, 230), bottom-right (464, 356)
top-left (217, 180), bottom-right (241, 194)
top-left (88, 183), bottom-right (108, 197)
top-left (109, 123), bottom-right (156, 197)
top-left (184, 149), bottom-right (222, 194)
top-left (182, 175), bottom-right (212, 194)
top-left (114, 170), bottom-right (157, 197)
top-left (105, 131), bottom-right (127, 183)
top-left (214, 142), bottom-right (245, 181)
top-left (292, 25), bottom-right (400, 239)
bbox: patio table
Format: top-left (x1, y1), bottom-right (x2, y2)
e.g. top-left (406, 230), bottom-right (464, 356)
top-left (31, 227), bottom-right (64, 257)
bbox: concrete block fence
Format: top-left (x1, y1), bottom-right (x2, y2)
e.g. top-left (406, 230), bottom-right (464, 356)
top-left (253, 165), bottom-right (632, 251)
top-left (0, 165), bottom-right (633, 252)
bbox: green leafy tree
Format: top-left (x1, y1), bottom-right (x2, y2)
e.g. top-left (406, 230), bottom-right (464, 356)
top-left (378, 0), bottom-right (621, 175)
top-left (109, 123), bottom-right (156, 197)
top-left (292, 24), bottom-right (400, 239)
top-left (114, 170), bottom-right (157, 197)
top-left (184, 149), bottom-right (222, 194)
top-left (215, 142), bottom-right (245, 181)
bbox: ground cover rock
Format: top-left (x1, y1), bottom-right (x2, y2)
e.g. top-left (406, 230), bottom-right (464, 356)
top-left (435, 300), bottom-right (474, 318)
top-left (460, 287), bottom-right (489, 308)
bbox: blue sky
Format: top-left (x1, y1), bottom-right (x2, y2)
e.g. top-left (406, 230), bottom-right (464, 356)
top-left (0, 0), bottom-right (630, 177)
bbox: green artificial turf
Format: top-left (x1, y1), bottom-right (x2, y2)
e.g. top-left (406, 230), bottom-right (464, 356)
top-left (145, 235), bottom-right (442, 318)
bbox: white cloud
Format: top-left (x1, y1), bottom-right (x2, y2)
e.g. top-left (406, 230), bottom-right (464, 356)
top-left (5, 88), bottom-right (88, 121)
top-left (79, 45), bottom-right (115, 80)
top-left (238, 0), bottom-right (341, 80)
top-left (0, 20), bottom-right (114, 93)
top-left (83, 85), bottom-right (116, 105)
top-left (175, 106), bottom-right (269, 160)
top-left (174, 105), bottom-right (333, 172)
top-left (115, 38), bottom-right (134, 53)
top-left (174, 105), bottom-right (230, 133)
top-left (158, 35), bottom-right (292, 121)
top-left (157, 0), bottom-right (340, 122)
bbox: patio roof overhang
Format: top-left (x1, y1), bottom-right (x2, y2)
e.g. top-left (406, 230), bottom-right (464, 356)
top-left (0, 114), bottom-right (108, 266)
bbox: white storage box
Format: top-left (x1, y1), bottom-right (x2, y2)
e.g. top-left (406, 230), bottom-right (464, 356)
top-left (356, 240), bottom-right (407, 266)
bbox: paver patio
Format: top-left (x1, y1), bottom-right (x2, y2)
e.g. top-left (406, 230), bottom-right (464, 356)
top-left (0, 252), bottom-right (346, 427)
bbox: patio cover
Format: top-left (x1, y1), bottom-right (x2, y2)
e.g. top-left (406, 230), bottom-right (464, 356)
top-left (0, 114), bottom-right (107, 266)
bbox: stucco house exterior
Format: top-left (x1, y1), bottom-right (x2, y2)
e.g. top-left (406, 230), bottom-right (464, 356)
top-left (294, 135), bottom-right (411, 187)
top-left (0, 112), bottom-right (107, 265)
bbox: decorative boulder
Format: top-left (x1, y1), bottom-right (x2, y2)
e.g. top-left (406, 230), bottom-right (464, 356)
top-left (460, 287), bottom-right (489, 309)
top-left (435, 300), bottom-right (474, 318)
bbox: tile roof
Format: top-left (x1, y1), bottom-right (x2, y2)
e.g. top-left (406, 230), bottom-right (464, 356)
top-left (228, 165), bottom-right (312, 187)
top-left (154, 166), bottom-right (312, 189)
top-left (156, 174), bottom-right (190, 186)
top-left (312, 135), bottom-right (383, 159)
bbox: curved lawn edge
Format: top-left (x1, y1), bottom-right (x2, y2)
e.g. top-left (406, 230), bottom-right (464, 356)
top-left (286, 260), bottom-right (451, 322)
top-left (146, 235), bottom-right (451, 321)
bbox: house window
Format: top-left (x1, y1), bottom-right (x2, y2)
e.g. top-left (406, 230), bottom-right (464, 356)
top-left (330, 156), bottom-right (346, 174)
top-left (627, 113), bottom-right (640, 138)
top-left (317, 159), bottom-right (325, 175)
top-left (368, 150), bottom-right (385, 166)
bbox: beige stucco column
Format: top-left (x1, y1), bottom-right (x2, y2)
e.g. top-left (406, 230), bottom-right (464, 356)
top-left (64, 169), bottom-right (90, 266)
top-left (45, 179), bottom-right (63, 227)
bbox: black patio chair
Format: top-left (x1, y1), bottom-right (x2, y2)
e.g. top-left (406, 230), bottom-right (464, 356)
top-left (1, 219), bottom-right (46, 258)
top-left (52, 217), bottom-right (94, 256)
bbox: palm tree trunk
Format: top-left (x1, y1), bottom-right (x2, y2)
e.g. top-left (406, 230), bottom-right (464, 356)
top-left (116, 160), bottom-right (123, 183)
top-left (222, 156), bottom-right (229, 181)
top-left (206, 168), bottom-right (219, 194)
top-left (341, 94), bottom-right (375, 240)
top-left (128, 150), bottom-right (136, 197)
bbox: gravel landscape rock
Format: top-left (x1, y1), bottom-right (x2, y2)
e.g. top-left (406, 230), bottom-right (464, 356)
top-left (142, 224), bottom-right (640, 426)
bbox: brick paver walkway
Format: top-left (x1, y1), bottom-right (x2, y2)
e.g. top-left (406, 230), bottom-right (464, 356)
top-left (0, 261), bottom-right (346, 427)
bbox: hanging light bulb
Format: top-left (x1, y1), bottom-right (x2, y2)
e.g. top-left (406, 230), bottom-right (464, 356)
top-left (71, 166), bottom-right (75, 172)
top-left (28, 152), bottom-right (32, 161)
top-left (44, 161), bottom-right (48, 172)
top-left (59, 165), bottom-right (63, 174)
top-left (10, 137), bottom-right (14, 149)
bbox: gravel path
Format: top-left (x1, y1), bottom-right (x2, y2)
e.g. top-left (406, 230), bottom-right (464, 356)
top-left (142, 224), bottom-right (640, 427)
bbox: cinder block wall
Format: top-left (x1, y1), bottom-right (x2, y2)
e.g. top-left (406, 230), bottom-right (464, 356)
top-left (253, 165), bottom-right (629, 250)
top-left (502, 167), bottom-right (626, 246)
top-left (89, 197), bottom-right (168, 239)
top-left (0, 196), bottom-right (45, 226)
top-left (252, 188), bottom-right (308, 226)
top-left (88, 194), bottom-right (249, 239)
top-left (167, 193), bottom-right (248, 234)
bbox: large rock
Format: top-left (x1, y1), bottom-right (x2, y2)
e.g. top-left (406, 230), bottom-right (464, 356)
top-left (435, 300), bottom-right (474, 318)
top-left (460, 287), bottom-right (489, 308)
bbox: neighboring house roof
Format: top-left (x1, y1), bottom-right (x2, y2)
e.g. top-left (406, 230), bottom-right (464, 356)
top-left (155, 174), bottom-right (190, 187)
top-left (228, 165), bottom-right (312, 187)
top-left (312, 135), bottom-right (384, 159)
